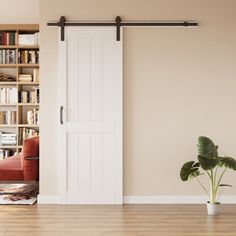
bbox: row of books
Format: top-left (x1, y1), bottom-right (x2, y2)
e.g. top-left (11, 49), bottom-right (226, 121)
top-left (19, 50), bottom-right (39, 64)
top-left (0, 32), bottom-right (17, 46)
top-left (18, 33), bottom-right (39, 46)
top-left (0, 129), bottom-right (39, 147)
top-left (0, 87), bottom-right (17, 104)
top-left (0, 149), bottom-right (15, 159)
top-left (0, 49), bottom-right (16, 64)
top-left (27, 108), bottom-right (39, 125)
top-left (0, 32), bottom-right (39, 46)
top-left (0, 87), bottom-right (40, 104)
top-left (0, 50), bottom-right (39, 64)
top-left (18, 128), bottom-right (39, 145)
top-left (0, 132), bottom-right (17, 146)
top-left (19, 88), bottom-right (39, 104)
top-left (0, 111), bottom-right (17, 125)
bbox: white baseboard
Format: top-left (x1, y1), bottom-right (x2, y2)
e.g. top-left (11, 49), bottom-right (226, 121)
top-left (123, 195), bottom-right (236, 204)
top-left (37, 195), bottom-right (59, 204)
top-left (37, 195), bottom-right (236, 204)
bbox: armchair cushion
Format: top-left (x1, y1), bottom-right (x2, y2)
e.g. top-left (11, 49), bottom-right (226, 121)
top-left (0, 156), bottom-right (23, 181)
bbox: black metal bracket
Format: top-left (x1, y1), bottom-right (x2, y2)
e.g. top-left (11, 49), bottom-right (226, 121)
top-left (115, 16), bottom-right (121, 41)
top-left (59, 16), bottom-right (66, 41)
top-left (47, 16), bottom-right (198, 42)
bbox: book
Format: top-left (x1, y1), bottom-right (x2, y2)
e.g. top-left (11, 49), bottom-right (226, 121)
top-left (19, 88), bottom-right (39, 103)
top-left (0, 149), bottom-right (14, 159)
top-left (9, 50), bottom-right (16, 64)
top-left (1, 133), bottom-right (17, 138)
top-left (18, 34), bottom-right (35, 45)
top-left (29, 91), bottom-right (37, 103)
top-left (0, 111), bottom-right (17, 124)
top-left (19, 74), bottom-right (33, 82)
top-left (29, 50), bottom-right (36, 64)
top-left (18, 32), bottom-right (39, 46)
top-left (0, 32), bottom-right (16, 45)
top-left (0, 87), bottom-right (17, 104)
top-left (20, 91), bottom-right (28, 103)
top-left (1, 140), bottom-right (17, 144)
top-left (0, 49), bottom-right (16, 64)
top-left (33, 69), bottom-right (39, 82)
top-left (26, 108), bottom-right (39, 125)
top-left (19, 50), bottom-right (39, 64)
top-left (0, 132), bottom-right (17, 146)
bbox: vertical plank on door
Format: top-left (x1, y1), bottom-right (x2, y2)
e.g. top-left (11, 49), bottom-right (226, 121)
top-left (78, 39), bottom-right (91, 121)
top-left (101, 38), bottom-right (115, 194)
top-left (91, 133), bottom-right (102, 192)
top-left (102, 39), bottom-right (115, 121)
top-left (67, 133), bottom-right (78, 192)
top-left (91, 39), bottom-right (103, 121)
top-left (103, 133), bottom-right (114, 192)
top-left (78, 133), bottom-right (91, 192)
top-left (67, 39), bottom-right (79, 121)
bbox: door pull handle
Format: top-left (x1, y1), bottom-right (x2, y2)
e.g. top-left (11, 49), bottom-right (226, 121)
top-left (60, 106), bottom-right (63, 125)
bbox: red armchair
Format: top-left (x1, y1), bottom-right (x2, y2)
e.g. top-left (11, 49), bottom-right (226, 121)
top-left (0, 137), bottom-right (39, 182)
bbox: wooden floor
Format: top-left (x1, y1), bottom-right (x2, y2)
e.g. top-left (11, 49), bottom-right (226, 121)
top-left (0, 204), bottom-right (236, 236)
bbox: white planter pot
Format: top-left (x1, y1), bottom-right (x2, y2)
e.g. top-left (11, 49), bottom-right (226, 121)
top-left (207, 202), bottom-right (220, 216)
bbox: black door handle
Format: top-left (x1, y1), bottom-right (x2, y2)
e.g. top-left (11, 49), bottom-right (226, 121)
top-left (60, 106), bottom-right (63, 125)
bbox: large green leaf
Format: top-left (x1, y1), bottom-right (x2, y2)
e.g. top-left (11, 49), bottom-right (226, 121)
top-left (197, 136), bottom-right (218, 159)
top-left (180, 161), bottom-right (200, 181)
top-left (220, 157), bottom-right (236, 170)
top-left (198, 155), bottom-right (218, 170)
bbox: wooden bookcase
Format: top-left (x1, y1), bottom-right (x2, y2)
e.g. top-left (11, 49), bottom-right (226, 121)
top-left (0, 25), bottom-right (39, 158)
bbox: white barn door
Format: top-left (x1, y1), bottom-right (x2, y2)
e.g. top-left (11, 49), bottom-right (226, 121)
top-left (58, 27), bottom-right (123, 204)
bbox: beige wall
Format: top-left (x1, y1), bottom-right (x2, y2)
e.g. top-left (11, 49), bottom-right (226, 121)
top-left (39, 0), bottom-right (236, 197)
top-left (0, 0), bottom-right (38, 23)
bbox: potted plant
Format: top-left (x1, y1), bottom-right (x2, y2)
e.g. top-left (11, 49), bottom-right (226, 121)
top-left (180, 136), bottom-right (236, 215)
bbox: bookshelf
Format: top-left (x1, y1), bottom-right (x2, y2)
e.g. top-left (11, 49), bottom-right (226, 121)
top-left (0, 25), bottom-right (39, 159)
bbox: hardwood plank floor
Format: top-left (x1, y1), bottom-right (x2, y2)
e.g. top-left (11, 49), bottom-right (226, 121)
top-left (0, 204), bottom-right (235, 236)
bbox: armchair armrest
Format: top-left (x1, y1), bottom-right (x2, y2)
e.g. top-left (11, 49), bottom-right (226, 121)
top-left (24, 157), bottom-right (39, 160)
top-left (21, 136), bottom-right (39, 181)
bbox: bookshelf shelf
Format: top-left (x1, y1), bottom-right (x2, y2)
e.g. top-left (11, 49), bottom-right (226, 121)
top-left (0, 45), bottom-right (17, 49)
top-left (0, 146), bottom-right (17, 149)
top-left (0, 125), bottom-right (17, 127)
top-left (0, 82), bottom-right (39, 85)
top-left (18, 64), bottom-right (39, 68)
top-left (18, 82), bottom-right (39, 85)
top-left (0, 45), bottom-right (39, 49)
top-left (0, 82), bottom-right (17, 85)
top-left (0, 104), bottom-right (17, 106)
top-left (18, 45), bottom-right (39, 49)
top-left (0, 64), bottom-right (17, 68)
top-left (0, 24), bottom-right (40, 158)
top-left (0, 124), bottom-right (39, 128)
top-left (18, 125), bottom-right (39, 128)
top-left (18, 103), bottom-right (39, 106)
